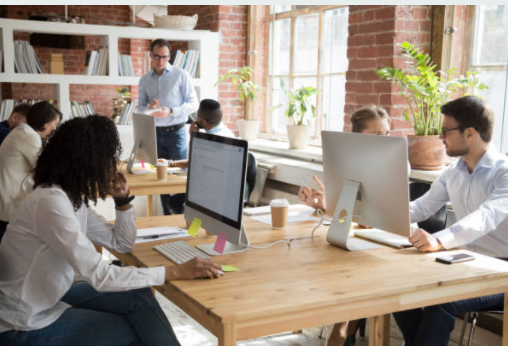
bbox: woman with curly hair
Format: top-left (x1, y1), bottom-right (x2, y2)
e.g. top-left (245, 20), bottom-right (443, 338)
top-left (0, 115), bottom-right (222, 346)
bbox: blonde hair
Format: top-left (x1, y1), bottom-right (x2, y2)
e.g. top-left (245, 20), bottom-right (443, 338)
top-left (351, 105), bottom-right (391, 133)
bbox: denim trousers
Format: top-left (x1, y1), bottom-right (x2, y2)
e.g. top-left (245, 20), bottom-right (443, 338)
top-left (393, 293), bottom-right (504, 346)
top-left (156, 126), bottom-right (187, 215)
top-left (0, 282), bottom-right (181, 346)
top-left (0, 220), bottom-right (7, 242)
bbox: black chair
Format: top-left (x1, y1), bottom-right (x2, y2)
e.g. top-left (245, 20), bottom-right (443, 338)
top-left (244, 152), bottom-right (257, 207)
top-left (409, 181), bottom-right (447, 234)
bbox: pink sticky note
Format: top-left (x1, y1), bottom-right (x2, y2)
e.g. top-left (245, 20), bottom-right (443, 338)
top-left (141, 161), bottom-right (145, 168)
top-left (213, 232), bottom-right (227, 254)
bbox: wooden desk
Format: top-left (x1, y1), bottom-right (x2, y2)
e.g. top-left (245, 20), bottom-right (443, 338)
top-left (112, 215), bottom-right (508, 346)
top-left (121, 169), bottom-right (186, 216)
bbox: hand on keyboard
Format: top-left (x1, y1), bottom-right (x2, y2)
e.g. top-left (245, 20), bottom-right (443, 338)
top-left (166, 257), bottom-right (223, 280)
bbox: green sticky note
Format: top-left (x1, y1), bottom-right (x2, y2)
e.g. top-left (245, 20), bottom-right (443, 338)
top-left (150, 164), bottom-right (155, 171)
top-left (221, 265), bottom-right (240, 272)
top-left (187, 217), bottom-right (201, 237)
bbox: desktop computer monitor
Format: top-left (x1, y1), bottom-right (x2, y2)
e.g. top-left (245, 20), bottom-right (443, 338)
top-left (184, 132), bottom-right (249, 255)
top-left (127, 113), bottom-right (158, 173)
top-left (321, 131), bottom-right (411, 250)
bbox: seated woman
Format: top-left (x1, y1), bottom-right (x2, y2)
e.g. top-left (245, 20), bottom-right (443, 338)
top-left (0, 101), bottom-right (62, 241)
top-left (299, 105), bottom-right (391, 346)
top-left (0, 115), bottom-right (222, 346)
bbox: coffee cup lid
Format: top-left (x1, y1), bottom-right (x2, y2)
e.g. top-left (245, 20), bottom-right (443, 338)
top-left (156, 162), bottom-right (167, 166)
top-left (270, 198), bottom-right (289, 207)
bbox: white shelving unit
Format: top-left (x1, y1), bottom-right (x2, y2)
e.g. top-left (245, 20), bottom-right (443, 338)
top-left (0, 18), bottom-right (219, 119)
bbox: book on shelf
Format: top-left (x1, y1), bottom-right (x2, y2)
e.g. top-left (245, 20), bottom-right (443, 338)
top-left (117, 100), bottom-right (138, 125)
top-left (170, 50), bottom-right (200, 78)
top-left (118, 55), bottom-right (135, 76)
top-left (0, 99), bottom-right (55, 121)
top-left (69, 101), bottom-right (96, 119)
top-left (13, 41), bottom-right (45, 74)
top-left (85, 47), bottom-right (108, 76)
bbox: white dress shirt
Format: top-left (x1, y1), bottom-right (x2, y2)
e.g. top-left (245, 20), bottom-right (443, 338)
top-left (0, 123), bottom-right (41, 222)
top-left (410, 146), bottom-right (508, 257)
top-left (138, 64), bottom-right (199, 127)
top-left (0, 186), bottom-right (165, 332)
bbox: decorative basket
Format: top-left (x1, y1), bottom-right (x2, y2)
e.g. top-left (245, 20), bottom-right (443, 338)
top-left (154, 14), bottom-right (198, 31)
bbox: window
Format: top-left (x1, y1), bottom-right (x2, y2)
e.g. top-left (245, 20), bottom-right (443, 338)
top-left (265, 5), bottom-right (349, 143)
top-left (470, 5), bottom-right (508, 153)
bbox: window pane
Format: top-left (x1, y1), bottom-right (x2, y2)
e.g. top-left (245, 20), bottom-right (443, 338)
top-left (270, 19), bottom-right (291, 75)
top-left (321, 7), bottom-right (349, 73)
top-left (270, 5), bottom-right (292, 14)
top-left (473, 5), bottom-right (508, 65)
top-left (270, 77), bottom-right (290, 135)
top-left (475, 69), bottom-right (507, 152)
top-left (293, 78), bottom-right (317, 134)
top-left (294, 13), bottom-right (319, 75)
top-left (321, 75), bottom-right (346, 131)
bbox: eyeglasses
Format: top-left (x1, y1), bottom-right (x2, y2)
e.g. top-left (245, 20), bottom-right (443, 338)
top-left (441, 126), bottom-right (466, 137)
top-left (151, 54), bottom-right (170, 61)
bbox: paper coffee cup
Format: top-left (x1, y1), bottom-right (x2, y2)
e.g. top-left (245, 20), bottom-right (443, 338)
top-left (156, 162), bottom-right (167, 180)
top-left (270, 199), bottom-right (289, 229)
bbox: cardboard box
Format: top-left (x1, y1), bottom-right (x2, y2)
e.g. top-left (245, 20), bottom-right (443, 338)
top-left (50, 53), bottom-right (64, 74)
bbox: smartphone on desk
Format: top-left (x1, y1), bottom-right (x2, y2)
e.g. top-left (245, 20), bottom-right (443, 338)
top-left (436, 253), bottom-right (475, 264)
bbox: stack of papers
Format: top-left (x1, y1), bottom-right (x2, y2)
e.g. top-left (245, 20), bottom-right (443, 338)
top-left (135, 226), bottom-right (190, 243)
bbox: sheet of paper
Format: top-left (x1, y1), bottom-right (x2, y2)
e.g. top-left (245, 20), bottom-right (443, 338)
top-left (187, 217), bottom-right (201, 237)
top-left (221, 265), bottom-right (240, 272)
top-left (135, 227), bottom-right (189, 243)
top-left (244, 204), bottom-right (315, 216)
top-left (213, 232), bottom-right (227, 254)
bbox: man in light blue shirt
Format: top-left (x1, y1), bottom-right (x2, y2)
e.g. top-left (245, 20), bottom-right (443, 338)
top-left (138, 38), bottom-right (198, 215)
top-left (394, 96), bottom-right (508, 346)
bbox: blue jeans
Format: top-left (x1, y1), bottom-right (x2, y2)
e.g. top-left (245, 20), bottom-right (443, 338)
top-left (393, 293), bottom-right (504, 346)
top-left (0, 220), bottom-right (7, 242)
top-left (156, 126), bottom-right (187, 215)
top-left (0, 282), bottom-right (180, 346)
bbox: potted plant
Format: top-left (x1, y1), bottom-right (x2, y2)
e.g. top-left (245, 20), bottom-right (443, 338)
top-left (215, 66), bottom-right (263, 141)
top-left (280, 81), bottom-right (318, 149)
top-left (376, 41), bottom-right (487, 170)
top-left (111, 87), bottom-right (131, 124)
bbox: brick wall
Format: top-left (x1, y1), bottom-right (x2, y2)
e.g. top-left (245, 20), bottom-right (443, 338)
top-left (1, 5), bottom-right (150, 117)
top-left (344, 5), bottom-right (432, 136)
top-left (167, 5), bottom-right (248, 134)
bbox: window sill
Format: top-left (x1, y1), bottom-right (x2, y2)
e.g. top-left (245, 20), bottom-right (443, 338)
top-left (249, 138), bottom-right (323, 163)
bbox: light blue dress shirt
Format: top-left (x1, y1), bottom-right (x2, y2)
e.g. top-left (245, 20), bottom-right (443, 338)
top-left (138, 64), bottom-right (199, 127)
top-left (410, 146), bottom-right (508, 257)
top-left (207, 123), bottom-right (235, 138)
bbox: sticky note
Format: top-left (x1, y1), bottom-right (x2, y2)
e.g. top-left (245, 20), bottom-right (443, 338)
top-left (213, 232), bottom-right (227, 254)
top-left (141, 161), bottom-right (145, 168)
top-left (221, 265), bottom-right (240, 272)
top-left (302, 178), bottom-right (306, 190)
top-left (187, 217), bottom-right (201, 237)
top-left (150, 164), bottom-right (154, 171)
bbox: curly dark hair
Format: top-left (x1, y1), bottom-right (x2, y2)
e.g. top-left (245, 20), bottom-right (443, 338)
top-left (34, 115), bottom-right (122, 211)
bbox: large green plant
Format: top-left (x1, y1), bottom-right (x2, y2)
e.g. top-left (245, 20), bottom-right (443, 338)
top-left (280, 81), bottom-right (318, 126)
top-left (376, 41), bottom-right (488, 136)
top-left (215, 66), bottom-right (263, 120)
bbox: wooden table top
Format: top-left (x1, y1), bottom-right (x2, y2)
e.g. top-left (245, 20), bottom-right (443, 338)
top-left (115, 215), bottom-right (508, 341)
top-left (120, 167), bottom-right (187, 196)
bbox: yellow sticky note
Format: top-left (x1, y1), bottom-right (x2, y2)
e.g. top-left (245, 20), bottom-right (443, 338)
top-left (221, 265), bottom-right (240, 272)
top-left (187, 217), bottom-right (201, 237)
top-left (150, 164), bottom-right (155, 171)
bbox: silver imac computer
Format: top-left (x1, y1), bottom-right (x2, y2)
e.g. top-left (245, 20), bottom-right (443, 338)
top-left (184, 131), bottom-right (249, 255)
top-left (321, 131), bottom-right (411, 251)
top-left (127, 113), bottom-right (158, 173)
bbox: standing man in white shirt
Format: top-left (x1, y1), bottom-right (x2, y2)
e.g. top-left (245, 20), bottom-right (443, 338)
top-left (138, 38), bottom-right (199, 215)
top-left (0, 115), bottom-right (221, 346)
top-left (393, 95), bottom-right (508, 346)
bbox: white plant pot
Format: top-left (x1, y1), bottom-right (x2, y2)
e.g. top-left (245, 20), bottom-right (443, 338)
top-left (237, 119), bottom-right (260, 141)
top-left (287, 125), bottom-right (311, 149)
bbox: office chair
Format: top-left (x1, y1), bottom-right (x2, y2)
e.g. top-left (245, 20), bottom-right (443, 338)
top-left (409, 181), bottom-right (447, 234)
top-left (458, 310), bottom-right (504, 346)
top-left (244, 152), bottom-right (257, 207)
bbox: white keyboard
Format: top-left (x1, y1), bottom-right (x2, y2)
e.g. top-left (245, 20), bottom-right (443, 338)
top-left (354, 229), bottom-right (413, 249)
top-left (153, 241), bottom-right (210, 265)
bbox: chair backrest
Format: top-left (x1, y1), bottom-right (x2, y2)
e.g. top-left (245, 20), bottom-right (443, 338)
top-left (244, 152), bottom-right (257, 206)
top-left (409, 181), bottom-right (447, 234)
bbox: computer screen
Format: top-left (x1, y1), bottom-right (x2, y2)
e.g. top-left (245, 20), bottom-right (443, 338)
top-left (322, 131), bottom-right (410, 247)
top-left (184, 132), bottom-right (248, 254)
top-left (127, 113), bottom-right (158, 173)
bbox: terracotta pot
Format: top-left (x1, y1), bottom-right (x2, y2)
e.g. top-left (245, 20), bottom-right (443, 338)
top-left (286, 125), bottom-right (311, 149)
top-left (407, 135), bottom-right (446, 171)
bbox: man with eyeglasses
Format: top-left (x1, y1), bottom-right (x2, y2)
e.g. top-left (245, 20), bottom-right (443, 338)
top-left (138, 38), bottom-right (198, 215)
top-left (393, 96), bottom-right (508, 346)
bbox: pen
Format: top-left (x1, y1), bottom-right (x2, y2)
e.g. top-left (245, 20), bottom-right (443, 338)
top-left (136, 233), bottom-right (179, 240)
